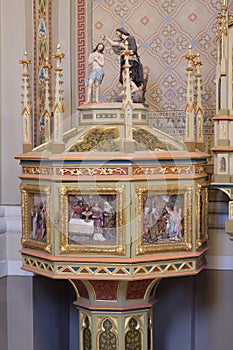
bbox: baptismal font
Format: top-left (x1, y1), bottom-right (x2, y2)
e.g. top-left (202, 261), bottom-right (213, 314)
top-left (17, 38), bottom-right (209, 349)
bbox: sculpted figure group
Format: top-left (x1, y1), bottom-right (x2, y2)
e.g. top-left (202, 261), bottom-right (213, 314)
top-left (84, 27), bottom-right (144, 104)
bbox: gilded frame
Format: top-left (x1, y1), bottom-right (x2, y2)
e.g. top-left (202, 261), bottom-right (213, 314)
top-left (59, 184), bottom-right (126, 255)
top-left (20, 183), bottom-right (52, 253)
top-left (196, 184), bottom-right (208, 247)
top-left (135, 185), bottom-right (192, 254)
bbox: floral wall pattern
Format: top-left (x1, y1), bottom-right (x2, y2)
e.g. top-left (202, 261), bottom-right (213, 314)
top-left (92, 0), bottom-right (222, 113)
top-left (32, 1), bottom-right (223, 150)
top-left (90, 0), bottom-right (223, 153)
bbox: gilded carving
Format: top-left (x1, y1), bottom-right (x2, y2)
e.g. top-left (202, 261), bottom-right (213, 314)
top-left (56, 167), bottom-right (128, 176)
top-left (133, 128), bottom-right (167, 151)
top-left (23, 166), bottom-right (53, 175)
top-left (69, 126), bottom-right (122, 152)
top-left (97, 318), bottom-right (118, 350)
top-left (125, 317), bottom-right (142, 350)
top-left (195, 165), bottom-right (205, 173)
top-left (133, 166), bottom-right (194, 175)
top-left (196, 184), bottom-right (208, 248)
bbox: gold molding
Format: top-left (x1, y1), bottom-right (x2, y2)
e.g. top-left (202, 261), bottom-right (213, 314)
top-left (57, 167), bottom-right (128, 176)
top-left (23, 166), bottom-right (53, 175)
top-left (133, 165), bottom-right (194, 175)
top-left (196, 183), bottom-right (208, 248)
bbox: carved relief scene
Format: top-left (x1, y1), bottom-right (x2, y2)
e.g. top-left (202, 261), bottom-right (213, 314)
top-left (136, 186), bottom-right (193, 254)
top-left (30, 194), bottom-right (47, 242)
top-left (142, 193), bottom-right (184, 245)
top-left (68, 193), bottom-right (116, 246)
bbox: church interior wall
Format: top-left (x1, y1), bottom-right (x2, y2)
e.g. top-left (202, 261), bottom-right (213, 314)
top-left (1, 1), bottom-right (233, 349)
top-left (0, 0), bottom-right (2, 204)
top-left (33, 276), bottom-right (71, 350)
top-left (7, 276), bottom-right (33, 350)
top-left (194, 269), bottom-right (233, 350)
top-left (207, 188), bottom-right (232, 260)
top-left (0, 276), bottom-right (7, 349)
top-left (0, 0), bottom-right (24, 205)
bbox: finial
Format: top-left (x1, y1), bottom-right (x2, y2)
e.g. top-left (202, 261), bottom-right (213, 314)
top-left (183, 45), bottom-right (197, 66)
top-left (51, 44), bottom-right (65, 151)
top-left (19, 51), bottom-right (31, 66)
top-left (51, 44), bottom-right (65, 62)
top-left (43, 57), bottom-right (52, 70)
top-left (20, 50), bottom-right (33, 151)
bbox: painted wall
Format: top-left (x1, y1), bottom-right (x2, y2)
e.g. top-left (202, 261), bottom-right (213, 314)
top-left (92, 1), bottom-right (220, 112)
top-left (0, 0), bottom-right (24, 204)
top-left (33, 276), bottom-right (73, 350)
top-left (89, 1), bottom-right (221, 154)
top-left (154, 269), bottom-right (233, 350)
top-left (7, 276), bottom-right (33, 350)
top-left (0, 277), bottom-right (7, 350)
top-left (195, 269), bottom-right (233, 350)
